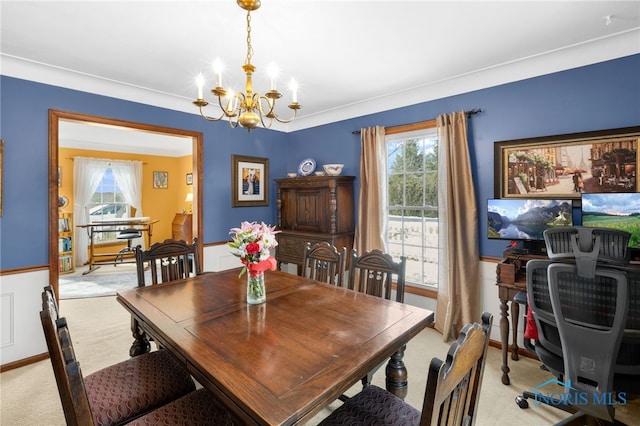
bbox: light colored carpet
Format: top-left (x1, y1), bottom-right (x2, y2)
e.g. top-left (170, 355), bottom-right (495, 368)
top-left (58, 264), bottom-right (142, 299)
top-left (2, 296), bottom-right (638, 425)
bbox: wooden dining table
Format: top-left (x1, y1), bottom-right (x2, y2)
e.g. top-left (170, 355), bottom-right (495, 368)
top-left (116, 268), bottom-right (434, 425)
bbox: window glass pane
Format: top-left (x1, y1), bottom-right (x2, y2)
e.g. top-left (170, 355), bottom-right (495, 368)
top-left (88, 168), bottom-right (128, 243)
top-left (385, 126), bottom-right (439, 288)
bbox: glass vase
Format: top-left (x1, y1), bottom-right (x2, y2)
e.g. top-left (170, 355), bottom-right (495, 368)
top-left (246, 270), bottom-right (266, 304)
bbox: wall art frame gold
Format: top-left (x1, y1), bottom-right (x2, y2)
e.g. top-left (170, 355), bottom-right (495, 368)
top-left (494, 126), bottom-right (640, 199)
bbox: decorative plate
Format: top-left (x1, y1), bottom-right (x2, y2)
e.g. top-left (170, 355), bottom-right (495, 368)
top-left (298, 158), bottom-right (316, 176)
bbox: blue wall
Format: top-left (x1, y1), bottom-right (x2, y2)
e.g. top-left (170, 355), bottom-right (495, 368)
top-left (0, 76), bottom-right (287, 269)
top-left (288, 54), bottom-right (640, 258)
top-left (1, 54), bottom-right (639, 270)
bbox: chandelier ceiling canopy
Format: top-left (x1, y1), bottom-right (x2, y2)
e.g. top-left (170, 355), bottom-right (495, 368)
top-left (193, 0), bottom-right (301, 131)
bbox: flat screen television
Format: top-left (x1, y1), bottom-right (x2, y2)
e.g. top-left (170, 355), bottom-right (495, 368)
top-left (581, 193), bottom-right (640, 248)
top-left (487, 199), bottom-right (573, 244)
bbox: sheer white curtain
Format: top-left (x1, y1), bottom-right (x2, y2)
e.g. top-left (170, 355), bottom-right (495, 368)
top-left (110, 160), bottom-right (144, 248)
top-left (73, 158), bottom-right (109, 266)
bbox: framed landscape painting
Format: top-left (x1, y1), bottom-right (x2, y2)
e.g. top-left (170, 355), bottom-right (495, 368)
top-left (494, 126), bottom-right (640, 199)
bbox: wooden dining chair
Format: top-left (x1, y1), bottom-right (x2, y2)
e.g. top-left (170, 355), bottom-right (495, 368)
top-left (40, 287), bottom-right (198, 426)
top-left (130, 238), bottom-right (201, 356)
top-left (135, 237), bottom-right (201, 286)
top-left (345, 248), bottom-right (408, 393)
top-left (347, 248), bottom-right (407, 302)
top-left (301, 241), bottom-right (347, 287)
top-left (319, 312), bottom-right (493, 426)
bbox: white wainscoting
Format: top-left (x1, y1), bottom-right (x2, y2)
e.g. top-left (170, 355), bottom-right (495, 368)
top-left (0, 270), bottom-right (49, 365)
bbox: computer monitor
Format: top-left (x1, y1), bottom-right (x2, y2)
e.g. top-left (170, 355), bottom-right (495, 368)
top-left (488, 198), bottom-right (573, 252)
top-left (581, 193), bottom-right (640, 248)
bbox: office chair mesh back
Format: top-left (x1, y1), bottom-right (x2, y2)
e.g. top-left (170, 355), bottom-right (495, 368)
top-left (547, 263), bottom-right (628, 422)
top-left (526, 260), bottom-right (562, 361)
top-left (618, 269), bottom-right (640, 370)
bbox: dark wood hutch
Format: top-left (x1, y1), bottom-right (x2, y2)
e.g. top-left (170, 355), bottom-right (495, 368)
top-left (274, 175), bottom-right (355, 274)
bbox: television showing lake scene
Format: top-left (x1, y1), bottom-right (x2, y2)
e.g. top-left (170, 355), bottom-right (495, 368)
top-left (581, 193), bottom-right (640, 248)
top-left (487, 199), bottom-right (573, 241)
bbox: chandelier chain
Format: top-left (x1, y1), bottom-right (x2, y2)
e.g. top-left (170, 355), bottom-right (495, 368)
top-left (245, 10), bottom-right (253, 65)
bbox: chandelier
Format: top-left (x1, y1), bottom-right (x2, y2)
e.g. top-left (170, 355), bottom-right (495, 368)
top-left (193, 0), bottom-right (301, 130)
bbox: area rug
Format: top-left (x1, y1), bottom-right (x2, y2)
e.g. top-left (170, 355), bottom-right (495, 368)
top-left (59, 271), bottom-right (143, 299)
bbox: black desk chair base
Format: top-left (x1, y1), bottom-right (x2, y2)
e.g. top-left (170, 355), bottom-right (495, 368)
top-left (114, 230), bottom-right (142, 265)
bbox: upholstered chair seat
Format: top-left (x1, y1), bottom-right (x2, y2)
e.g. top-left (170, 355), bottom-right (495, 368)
top-left (319, 384), bottom-right (420, 425)
top-left (126, 388), bottom-right (241, 425)
top-left (84, 350), bottom-right (196, 426)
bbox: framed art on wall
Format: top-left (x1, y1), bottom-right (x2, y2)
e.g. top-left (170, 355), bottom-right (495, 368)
top-left (186, 173), bottom-right (193, 185)
top-left (153, 171), bottom-right (168, 189)
top-left (231, 154), bottom-right (268, 207)
top-left (494, 126), bottom-right (640, 199)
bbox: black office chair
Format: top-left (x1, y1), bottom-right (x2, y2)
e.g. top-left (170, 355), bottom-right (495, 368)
top-left (517, 227), bottom-right (640, 425)
top-left (114, 228), bottom-right (142, 265)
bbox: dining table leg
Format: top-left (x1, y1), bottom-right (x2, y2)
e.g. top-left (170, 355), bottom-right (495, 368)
top-left (129, 318), bottom-right (151, 357)
top-left (385, 345), bottom-right (408, 399)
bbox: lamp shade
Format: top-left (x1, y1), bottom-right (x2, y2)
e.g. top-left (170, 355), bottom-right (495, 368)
top-left (185, 193), bottom-right (193, 202)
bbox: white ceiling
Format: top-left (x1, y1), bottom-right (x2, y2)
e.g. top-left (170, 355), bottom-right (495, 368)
top-left (2, 1), bottom-right (639, 150)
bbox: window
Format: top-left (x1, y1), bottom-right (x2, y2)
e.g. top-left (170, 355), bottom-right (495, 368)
top-left (88, 168), bottom-right (128, 243)
top-left (386, 125), bottom-right (438, 288)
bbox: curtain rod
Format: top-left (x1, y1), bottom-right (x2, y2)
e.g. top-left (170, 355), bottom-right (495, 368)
top-left (351, 108), bottom-right (482, 135)
top-left (67, 156), bottom-right (148, 165)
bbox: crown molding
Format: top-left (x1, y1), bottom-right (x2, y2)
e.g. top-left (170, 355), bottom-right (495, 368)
top-left (2, 29), bottom-right (638, 133)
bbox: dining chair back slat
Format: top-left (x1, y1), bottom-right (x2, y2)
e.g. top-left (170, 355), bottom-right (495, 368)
top-left (347, 248), bottom-right (406, 302)
top-left (301, 242), bottom-right (347, 287)
top-left (135, 238), bottom-right (200, 286)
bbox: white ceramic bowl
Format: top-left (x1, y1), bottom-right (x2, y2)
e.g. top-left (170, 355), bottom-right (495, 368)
top-left (287, 172), bottom-right (297, 178)
top-left (323, 164), bottom-right (344, 176)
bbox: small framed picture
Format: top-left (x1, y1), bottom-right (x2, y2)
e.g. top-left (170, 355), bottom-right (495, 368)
top-left (153, 171), bottom-right (168, 189)
top-left (231, 154), bottom-right (268, 207)
top-left (186, 173), bottom-right (193, 185)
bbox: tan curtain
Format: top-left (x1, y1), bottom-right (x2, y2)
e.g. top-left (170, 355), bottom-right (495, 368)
top-left (354, 126), bottom-right (386, 254)
top-left (435, 112), bottom-right (480, 341)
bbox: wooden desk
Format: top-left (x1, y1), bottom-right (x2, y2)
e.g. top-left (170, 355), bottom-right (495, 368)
top-left (117, 269), bottom-right (433, 425)
top-left (78, 217), bottom-right (158, 275)
top-left (496, 250), bottom-right (546, 385)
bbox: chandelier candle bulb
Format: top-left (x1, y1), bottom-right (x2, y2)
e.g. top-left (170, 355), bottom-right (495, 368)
top-left (290, 79), bottom-right (298, 103)
top-left (196, 74), bottom-right (204, 99)
top-left (267, 63), bottom-right (278, 90)
top-left (213, 58), bottom-right (223, 87)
